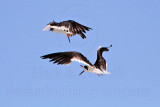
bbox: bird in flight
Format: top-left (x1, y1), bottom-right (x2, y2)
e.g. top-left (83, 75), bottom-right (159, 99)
top-left (40, 45), bottom-right (112, 76)
top-left (42, 20), bottom-right (92, 42)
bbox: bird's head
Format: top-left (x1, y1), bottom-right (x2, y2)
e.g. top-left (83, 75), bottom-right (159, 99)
top-left (79, 65), bottom-right (88, 76)
top-left (80, 65), bottom-right (88, 71)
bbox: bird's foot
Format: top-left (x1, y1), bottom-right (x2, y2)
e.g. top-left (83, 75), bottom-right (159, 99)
top-left (68, 37), bottom-right (70, 42)
top-left (67, 34), bottom-right (71, 42)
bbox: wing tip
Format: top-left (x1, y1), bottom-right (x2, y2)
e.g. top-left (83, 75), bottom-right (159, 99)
top-left (79, 32), bottom-right (86, 39)
top-left (89, 28), bottom-right (92, 30)
top-left (40, 56), bottom-right (45, 59)
top-left (42, 25), bottom-right (51, 31)
top-left (97, 46), bottom-right (102, 50)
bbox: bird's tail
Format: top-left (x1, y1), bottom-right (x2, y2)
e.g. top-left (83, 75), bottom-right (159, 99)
top-left (79, 32), bottom-right (86, 39)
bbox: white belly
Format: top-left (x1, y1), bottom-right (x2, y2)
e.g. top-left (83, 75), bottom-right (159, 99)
top-left (87, 66), bottom-right (110, 74)
top-left (43, 25), bottom-right (72, 35)
top-left (51, 26), bottom-right (68, 34)
top-left (53, 29), bottom-right (66, 34)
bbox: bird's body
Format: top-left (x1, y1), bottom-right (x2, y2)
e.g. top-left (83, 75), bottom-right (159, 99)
top-left (41, 45), bottom-right (112, 76)
top-left (43, 20), bottom-right (92, 42)
top-left (84, 66), bottom-right (110, 74)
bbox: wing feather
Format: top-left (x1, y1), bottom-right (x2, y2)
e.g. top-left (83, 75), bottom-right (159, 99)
top-left (94, 47), bottom-right (110, 71)
top-left (41, 52), bottom-right (93, 66)
top-left (60, 20), bottom-right (92, 34)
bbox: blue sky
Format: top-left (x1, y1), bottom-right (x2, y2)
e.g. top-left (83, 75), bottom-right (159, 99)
top-left (0, 0), bottom-right (160, 107)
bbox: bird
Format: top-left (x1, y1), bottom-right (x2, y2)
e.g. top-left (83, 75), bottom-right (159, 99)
top-left (42, 20), bottom-right (92, 42)
top-left (40, 45), bottom-right (112, 76)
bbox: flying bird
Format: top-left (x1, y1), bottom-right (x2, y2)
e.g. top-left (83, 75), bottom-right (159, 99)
top-left (40, 45), bottom-right (112, 76)
top-left (42, 20), bottom-right (92, 42)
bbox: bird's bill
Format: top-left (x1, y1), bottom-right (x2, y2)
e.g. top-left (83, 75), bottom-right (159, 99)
top-left (80, 65), bottom-right (84, 68)
top-left (42, 25), bottom-right (51, 31)
top-left (79, 71), bottom-right (85, 76)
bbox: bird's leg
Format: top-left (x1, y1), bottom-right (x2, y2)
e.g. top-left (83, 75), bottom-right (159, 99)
top-left (67, 34), bottom-right (70, 42)
top-left (68, 37), bottom-right (70, 42)
top-left (79, 71), bottom-right (85, 76)
top-left (97, 74), bottom-right (100, 76)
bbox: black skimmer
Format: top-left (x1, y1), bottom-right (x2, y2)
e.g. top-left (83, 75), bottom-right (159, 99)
top-left (43, 20), bottom-right (92, 42)
top-left (40, 45), bottom-right (112, 76)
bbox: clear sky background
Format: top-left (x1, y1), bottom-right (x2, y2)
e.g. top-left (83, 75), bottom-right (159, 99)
top-left (0, 0), bottom-right (160, 107)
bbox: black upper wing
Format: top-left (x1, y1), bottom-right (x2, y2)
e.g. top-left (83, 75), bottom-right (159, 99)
top-left (41, 51), bottom-right (93, 66)
top-left (94, 47), bottom-right (110, 71)
top-left (59, 20), bottom-right (92, 34)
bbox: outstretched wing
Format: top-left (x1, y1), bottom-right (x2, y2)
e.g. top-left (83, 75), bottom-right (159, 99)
top-left (41, 51), bottom-right (93, 66)
top-left (60, 20), bottom-right (92, 34)
top-left (94, 57), bottom-right (107, 71)
top-left (42, 25), bottom-right (51, 31)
